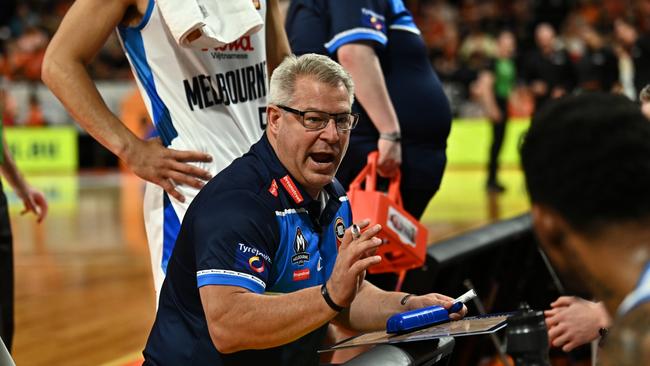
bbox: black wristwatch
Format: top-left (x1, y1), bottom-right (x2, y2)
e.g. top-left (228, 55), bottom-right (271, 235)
top-left (379, 131), bottom-right (402, 142)
top-left (598, 327), bottom-right (608, 346)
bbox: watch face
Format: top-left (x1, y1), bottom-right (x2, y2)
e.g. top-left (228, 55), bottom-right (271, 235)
top-left (380, 132), bottom-right (402, 142)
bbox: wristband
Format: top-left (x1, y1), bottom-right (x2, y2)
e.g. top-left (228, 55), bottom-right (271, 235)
top-left (379, 131), bottom-right (401, 142)
top-left (321, 284), bottom-right (345, 312)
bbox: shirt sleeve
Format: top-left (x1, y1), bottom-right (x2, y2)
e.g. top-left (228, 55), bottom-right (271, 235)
top-left (191, 190), bottom-right (279, 294)
top-left (324, 0), bottom-right (389, 54)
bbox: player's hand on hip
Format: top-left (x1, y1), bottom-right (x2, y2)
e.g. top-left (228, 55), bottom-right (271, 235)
top-left (326, 220), bottom-right (383, 308)
top-left (125, 137), bottom-right (213, 202)
top-left (377, 138), bottom-right (401, 178)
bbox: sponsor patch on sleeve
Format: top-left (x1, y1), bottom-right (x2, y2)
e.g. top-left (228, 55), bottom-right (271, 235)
top-left (361, 8), bottom-right (386, 32)
top-left (235, 242), bottom-right (272, 276)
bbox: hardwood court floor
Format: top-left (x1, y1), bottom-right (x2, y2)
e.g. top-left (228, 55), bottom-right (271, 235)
top-left (10, 168), bottom-right (529, 366)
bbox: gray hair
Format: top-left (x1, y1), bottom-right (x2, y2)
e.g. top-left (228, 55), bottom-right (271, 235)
top-left (268, 53), bottom-right (355, 106)
top-left (640, 84), bottom-right (650, 103)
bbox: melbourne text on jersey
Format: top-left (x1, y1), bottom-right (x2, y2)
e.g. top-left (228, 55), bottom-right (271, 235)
top-left (183, 61), bottom-right (267, 110)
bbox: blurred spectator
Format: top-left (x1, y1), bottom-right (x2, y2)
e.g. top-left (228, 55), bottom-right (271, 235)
top-left (23, 91), bottom-right (46, 126)
top-left (90, 34), bottom-right (132, 80)
top-left (414, 0), bottom-right (458, 52)
top-left (614, 18), bottom-right (650, 99)
top-left (0, 48), bottom-right (15, 126)
top-left (8, 3), bottom-right (41, 37)
top-left (5, 26), bottom-right (48, 81)
top-left (575, 25), bottom-right (620, 93)
top-left (522, 23), bottom-right (575, 112)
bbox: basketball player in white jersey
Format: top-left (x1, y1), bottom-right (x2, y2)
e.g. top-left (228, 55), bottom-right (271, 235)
top-left (42, 0), bottom-right (290, 298)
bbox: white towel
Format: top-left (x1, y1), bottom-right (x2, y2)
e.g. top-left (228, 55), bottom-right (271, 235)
top-left (158, 0), bottom-right (264, 48)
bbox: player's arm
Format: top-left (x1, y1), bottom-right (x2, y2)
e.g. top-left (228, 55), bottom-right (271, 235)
top-left (42, 0), bottom-right (212, 202)
top-left (265, 0), bottom-right (291, 76)
top-left (0, 88), bottom-right (48, 222)
top-left (337, 42), bottom-right (401, 177)
top-left (471, 70), bottom-right (502, 122)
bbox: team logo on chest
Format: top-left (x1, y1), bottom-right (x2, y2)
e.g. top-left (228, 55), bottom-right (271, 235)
top-left (291, 227), bottom-right (310, 266)
top-left (335, 217), bottom-right (345, 245)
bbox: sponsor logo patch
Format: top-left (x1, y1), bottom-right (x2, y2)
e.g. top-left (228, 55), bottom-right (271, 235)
top-left (291, 227), bottom-right (310, 266)
top-left (237, 243), bottom-right (272, 264)
top-left (248, 256), bottom-right (265, 273)
top-left (293, 268), bottom-right (310, 281)
top-left (361, 8), bottom-right (386, 32)
top-left (280, 175), bottom-right (304, 204)
top-left (268, 179), bottom-right (279, 197)
top-left (201, 35), bottom-right (256, 53)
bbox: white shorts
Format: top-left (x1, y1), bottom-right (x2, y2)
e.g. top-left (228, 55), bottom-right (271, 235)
top-left (143, 182), bottom-right (195, 300)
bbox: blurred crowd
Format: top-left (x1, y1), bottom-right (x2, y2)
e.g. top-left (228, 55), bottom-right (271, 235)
top-left (415, 0), bottom-right (650, 116)
top-left (1, 0), bottom-right (650, 125)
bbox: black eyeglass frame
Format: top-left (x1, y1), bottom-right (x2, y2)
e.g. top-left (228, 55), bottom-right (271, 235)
top-left (276, 105), bottom-right (359, 131)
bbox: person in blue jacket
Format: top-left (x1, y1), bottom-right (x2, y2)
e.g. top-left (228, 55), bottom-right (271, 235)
top-left (286, 0), bottom-right (452, 220)
top-left (142, 53), bottom-right (465, 366)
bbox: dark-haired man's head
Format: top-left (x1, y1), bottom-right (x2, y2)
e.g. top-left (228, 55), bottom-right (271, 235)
top-left (520, 93), bottom-right (650, 313)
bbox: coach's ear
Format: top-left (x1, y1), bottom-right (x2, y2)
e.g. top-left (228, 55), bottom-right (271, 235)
top-left (531, 204), bottom-right (571, 270)
top-left (531, 204), bottom-right (567, 247)
top-left (266, 105), bottom-right (282, 136)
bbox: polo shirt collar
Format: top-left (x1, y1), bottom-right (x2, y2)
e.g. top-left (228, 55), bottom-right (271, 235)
top-left (253, 134), bottom-right (340, 210)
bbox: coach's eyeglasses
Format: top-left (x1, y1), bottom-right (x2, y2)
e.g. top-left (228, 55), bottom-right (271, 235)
top-left (277, 105), bottom-right (359, 132)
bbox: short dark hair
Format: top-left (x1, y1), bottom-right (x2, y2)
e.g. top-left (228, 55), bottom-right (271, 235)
top-left (520, 93), bottom-right (650, 233)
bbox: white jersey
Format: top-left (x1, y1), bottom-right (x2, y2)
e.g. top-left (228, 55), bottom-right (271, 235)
top-left (116, 0), bottom-right (268, 295)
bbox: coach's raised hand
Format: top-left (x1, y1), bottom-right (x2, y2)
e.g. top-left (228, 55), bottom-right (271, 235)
top-left (325, 220), bottom-right (383, 309)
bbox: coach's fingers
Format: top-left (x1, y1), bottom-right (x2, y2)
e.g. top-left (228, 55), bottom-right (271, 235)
top-left (349, 255), bottom-right (382, 275)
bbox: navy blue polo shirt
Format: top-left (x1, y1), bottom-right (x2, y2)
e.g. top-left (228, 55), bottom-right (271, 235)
top-left (286, 0), bottom-right (451, 148)
top-left (143, 135), bottom-right (352, 366)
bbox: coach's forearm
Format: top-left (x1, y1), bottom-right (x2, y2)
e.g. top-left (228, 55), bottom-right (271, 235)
top-left (200, 285), bottom-right (337, 353)
top-left (335, 280), bottom-right (409, 331)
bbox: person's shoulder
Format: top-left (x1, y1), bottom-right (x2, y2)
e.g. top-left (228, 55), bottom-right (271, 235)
top-left (190, 153), bottom-right (278, 215)
top-left (601, 303), bottom-right (650, 366)
top-left (290, 0), bottom-right (326, 9)
top-left (330, 178), bottom-right (348, 198)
